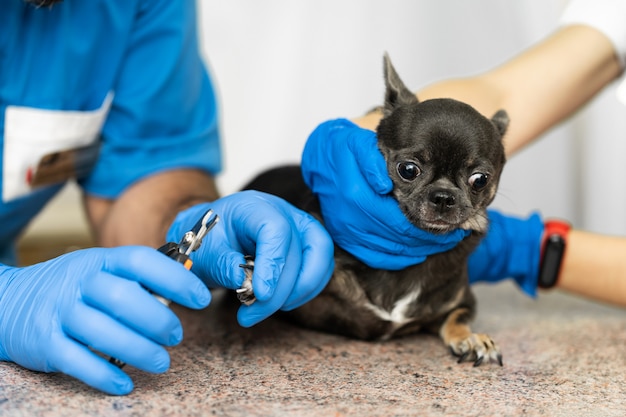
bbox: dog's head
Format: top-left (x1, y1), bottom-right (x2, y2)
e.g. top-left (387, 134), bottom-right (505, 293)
top-left (376, 54), bottom-right (508, 234)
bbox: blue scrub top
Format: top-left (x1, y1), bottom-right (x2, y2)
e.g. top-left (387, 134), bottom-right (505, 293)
top-left (0, 0), bottom-right (221, 264)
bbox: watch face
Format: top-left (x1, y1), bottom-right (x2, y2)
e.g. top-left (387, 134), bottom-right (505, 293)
top-left (538, 235), bottom-right (566, 288)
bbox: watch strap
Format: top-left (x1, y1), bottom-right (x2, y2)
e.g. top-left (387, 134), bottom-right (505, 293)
top-left (538, 220), bottom-right (571, 289)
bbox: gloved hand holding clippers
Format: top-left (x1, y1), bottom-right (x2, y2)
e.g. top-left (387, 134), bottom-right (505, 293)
top-left (0, 246), bottom-right (211, 396)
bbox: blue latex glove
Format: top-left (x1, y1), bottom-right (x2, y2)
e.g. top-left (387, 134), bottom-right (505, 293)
top-left (302, 118), bottom-right (470, 270)
top-left (167, 190), bottom-right (335, 328)
top-left (469, 210), bottom-right (544, 296)
top-left (302, 119), bottom-right (546, 295)
top-left (0, 246), bottom-right (211, 395)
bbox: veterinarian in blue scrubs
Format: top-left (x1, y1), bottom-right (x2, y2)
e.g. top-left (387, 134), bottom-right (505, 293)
top-left (0, 0), bottom-right (334, 395)
top-left (304, 0), bottom-right (626, 307)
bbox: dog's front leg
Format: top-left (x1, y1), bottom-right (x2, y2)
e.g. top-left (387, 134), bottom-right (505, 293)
top-left (439, 307), bottom-right (503, 367)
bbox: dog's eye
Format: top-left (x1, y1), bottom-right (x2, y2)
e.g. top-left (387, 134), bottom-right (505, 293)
top-left (469, 173), bottom-right (489, 191)
top-left (396, 161), bottom-right (421, 181)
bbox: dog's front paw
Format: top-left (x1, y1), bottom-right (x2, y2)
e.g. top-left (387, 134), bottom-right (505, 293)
top-left (236, 255), bottom-right (256, 306)
top-left (448, 333), bottom-right (502, 367)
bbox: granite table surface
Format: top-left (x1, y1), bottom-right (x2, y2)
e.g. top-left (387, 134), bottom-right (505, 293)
top-left (1, 281), bottom-right (625, 417)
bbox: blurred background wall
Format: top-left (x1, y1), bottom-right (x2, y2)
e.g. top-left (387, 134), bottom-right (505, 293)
top-left (22, 0), bottom-right (626, 250)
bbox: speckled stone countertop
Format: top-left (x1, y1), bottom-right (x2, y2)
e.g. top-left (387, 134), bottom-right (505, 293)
top-left (1, 281), bottom-right (625, 417)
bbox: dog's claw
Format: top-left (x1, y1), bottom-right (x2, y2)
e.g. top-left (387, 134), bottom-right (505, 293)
top-left (449, 333), bottom-right (502, 367)
top-left (237, 255), bottom-right (256, 306)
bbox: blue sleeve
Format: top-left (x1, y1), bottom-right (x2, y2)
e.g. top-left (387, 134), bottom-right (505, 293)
top-left (80, 0), bottom-right (221, 198)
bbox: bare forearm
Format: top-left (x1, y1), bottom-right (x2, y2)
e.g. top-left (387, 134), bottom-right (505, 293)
top-left (419, 25), bottom-right (622, 155)
top-left (556, 230), bottom-right (626, 307)
top-left (353, 26), bottom-right (621, 153)
top-left (85, 169), bottom-right (219, 248)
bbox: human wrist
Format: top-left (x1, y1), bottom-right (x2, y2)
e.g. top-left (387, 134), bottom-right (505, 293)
top-left (468, 210), bottom-right (544, 296)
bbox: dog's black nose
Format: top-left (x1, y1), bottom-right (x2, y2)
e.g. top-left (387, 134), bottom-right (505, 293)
top-left (429, 190), bottom-right (456, 211)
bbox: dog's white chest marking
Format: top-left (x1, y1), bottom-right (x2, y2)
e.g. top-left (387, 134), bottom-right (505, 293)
top-left (364, 288), bottom-right (421, 337)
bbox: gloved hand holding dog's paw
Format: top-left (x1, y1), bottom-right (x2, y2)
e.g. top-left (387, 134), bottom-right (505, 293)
top-left (166, 191), bottom-right (335, 328)
top-left (302, 118), bottom-right (470, 270)
top-left (0, 247), bottom-right (210, 395)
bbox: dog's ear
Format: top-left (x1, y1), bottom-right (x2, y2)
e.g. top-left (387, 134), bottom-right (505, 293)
top-left (383, 53), bottom-right (418, 117)
top-left (490, 109), bottom-right (509, 137)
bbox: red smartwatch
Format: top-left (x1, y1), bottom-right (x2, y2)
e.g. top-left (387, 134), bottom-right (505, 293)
top-left (538, 220), bottom-right (571, 289)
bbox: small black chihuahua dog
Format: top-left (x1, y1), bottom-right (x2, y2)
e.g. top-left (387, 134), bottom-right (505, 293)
top-left (242, 54), bottom-right (508, 366)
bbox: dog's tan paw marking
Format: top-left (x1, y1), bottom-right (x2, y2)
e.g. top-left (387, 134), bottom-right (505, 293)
top-left (236, 255), bottom-right (256, 306)
top-left (448, 333), bottom-right (503, 367)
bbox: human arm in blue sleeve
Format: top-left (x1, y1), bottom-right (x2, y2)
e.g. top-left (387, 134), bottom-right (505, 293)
top-left (82, 0), bottom-right (222, 250)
